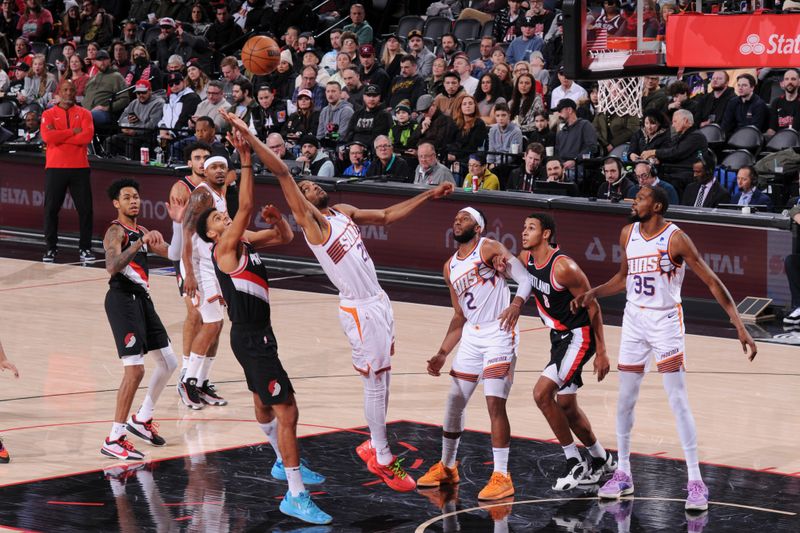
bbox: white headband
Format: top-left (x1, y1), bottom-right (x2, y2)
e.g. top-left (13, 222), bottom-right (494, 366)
top-left (204, 155), bottom-right (228, 170)
top-left (460, 207), bottom-right (484, 231)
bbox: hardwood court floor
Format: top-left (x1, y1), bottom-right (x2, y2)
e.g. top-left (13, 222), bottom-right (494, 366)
top-left (0, 257), bottom-right (798, 506)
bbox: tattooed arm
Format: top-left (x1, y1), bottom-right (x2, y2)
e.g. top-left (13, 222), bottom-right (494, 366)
top-left (104, 224), bottom-right (147, 276)
top-left (181, 188), bottom-right (213, 299)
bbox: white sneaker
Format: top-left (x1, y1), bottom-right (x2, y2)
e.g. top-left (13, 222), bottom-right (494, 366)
top-left (101, 436), bottom-right (144, 461)
top-left (783, 306), bottom-right (800, 326)
top-left (553, 457), bottom-right (588, 491)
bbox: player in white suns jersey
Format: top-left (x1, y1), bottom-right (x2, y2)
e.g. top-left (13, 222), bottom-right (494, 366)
top-left (572, 185), bottom-right (757, 513)
top-left (223, 109), bottom-right (455, 494)
top-left (421, 207), bottom-right (532, 502)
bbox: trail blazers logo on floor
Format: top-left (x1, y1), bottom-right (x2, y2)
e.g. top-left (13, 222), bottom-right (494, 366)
top-left (124, 333), bottom-right (137, 348)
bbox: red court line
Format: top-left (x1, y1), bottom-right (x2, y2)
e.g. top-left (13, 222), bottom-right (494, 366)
top-left (0, 525), bottom-right (41, 532)
top-left (411, 458), bottom-right (423, 469)
top-left (46, 501), bottom-right (104, 507)
top-left (361, 480), bottom-right (383, 486)
top-left (520, 326), bottom-right (549, 333)
top-left (162, 501), bottom-right (221, 507)
top-left (0, 277), bottom-right (108, 293)
top-left (397, 441), bottom-right (418, 451)
top-left (651, 451), bottom-right (668, 456)
top-left (174, 516), bottom-right (192, 521)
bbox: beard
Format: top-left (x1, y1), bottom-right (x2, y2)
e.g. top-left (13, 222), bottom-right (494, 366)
top-left (628, 211), bottom-right (652, 223)
top-left (454, 225), bottom-right (477, 243)
top-left (313, 193), bottom-right (329, 209)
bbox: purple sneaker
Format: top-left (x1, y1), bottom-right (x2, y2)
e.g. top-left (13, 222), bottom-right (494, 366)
top-left (686, 510), bottom-right (709, 532)
top-left (685, 480), bottom-right (709, 511)
top-left (598, 470), bottom-right (634, 499)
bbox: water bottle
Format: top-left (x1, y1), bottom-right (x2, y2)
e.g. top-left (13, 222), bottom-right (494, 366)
top-left (622, 148), bottom-right (629, 163)
top-left (154, 145), bottom-right (163, 165)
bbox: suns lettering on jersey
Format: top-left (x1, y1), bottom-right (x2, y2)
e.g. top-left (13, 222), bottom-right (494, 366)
top-left (451, 266), bottom-right (481, 296)
top-left (327, 220), bottom-right (363, 264)
top-left (627, 251), bottom-right (676, 278)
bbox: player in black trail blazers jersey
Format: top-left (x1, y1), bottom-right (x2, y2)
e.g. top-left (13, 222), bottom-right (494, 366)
top-left (101, 179), bottom-right (182, 461)
top-left (517, 213), bottom-right (616, 491)
top-left (195, 118), bottom-right (330, 525)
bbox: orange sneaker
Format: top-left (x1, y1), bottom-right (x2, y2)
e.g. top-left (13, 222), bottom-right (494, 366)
top-left (417, 461), bottom-right (460, 487)
top-left (418, 484), bottom-right (460, 508)
top-left (479, 496), bottom-right (514, 520)
top-left (367, 455), bottom-right (417, 492)
top-left (478, 471), bottom-right (514, 501)
top-left (0, 438), bottom-right (9, 463)
top-left (355, 439), bottom-right (376, 465)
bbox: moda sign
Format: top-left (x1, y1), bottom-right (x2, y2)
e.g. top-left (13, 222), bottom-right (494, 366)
top-left (666, 13), bottom-right (800, 67)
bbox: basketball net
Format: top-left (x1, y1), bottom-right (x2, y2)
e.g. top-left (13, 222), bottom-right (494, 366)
top-left (596, 75), bottom-right (644, 119)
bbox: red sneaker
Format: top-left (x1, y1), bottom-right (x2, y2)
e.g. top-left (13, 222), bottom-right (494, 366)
top-left (355, 439), bottom-right (376, 465)
top-left (367, 455), bottom-right (417, 492)
top-left (0, 438), bottom-right (9, 463)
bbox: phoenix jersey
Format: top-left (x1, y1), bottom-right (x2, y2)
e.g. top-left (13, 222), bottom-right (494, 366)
top-left (305, 208), bottom-right (382, 300)
top-left (525, 247), bottom-right (589, 332)
top-left (625, 222), bottom-right (685, 309)
top-left (108, 220), bottom-right (149, 294)
top-left (192, 182), bottom-right (228, 263)
top-left (448, 238), bottom-right (510, 325)
top-left (213, 241), bottom-right (271, 327)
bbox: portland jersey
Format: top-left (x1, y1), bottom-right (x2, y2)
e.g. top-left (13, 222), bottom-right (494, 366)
top-left (448, 238), bottom-right (510, 325)
top-left (213, 241), bottom-right (271, 326)
top-left (192, 182), bottom-right (228, 262)
top-left (305, 208), bottom-right (382, 300)
top-left (108, 220), bottom-right (149, 294)
top-left (525, 248), bottom-right (589, 332)
top-left (177, 175), bottom-right (201, 195)
top-left (625, 222), bottom-right (685, 309)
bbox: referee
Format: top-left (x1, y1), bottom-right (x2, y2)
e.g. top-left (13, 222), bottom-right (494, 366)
top-left (40, 80), bottom-right (95, 264)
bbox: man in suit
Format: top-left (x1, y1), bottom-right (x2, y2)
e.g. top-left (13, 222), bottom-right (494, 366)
top-left (682, 152), bottom-right (730, 208)
top-left (732, 165), bottom-right (773, 210)
top-left (641, 109), bottom-right (707, 197)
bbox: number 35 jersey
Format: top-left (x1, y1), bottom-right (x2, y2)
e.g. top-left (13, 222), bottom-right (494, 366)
top-left (625, 222), bottom-right (685, 309)
top-left (448, 238), bottom-right (510, 325)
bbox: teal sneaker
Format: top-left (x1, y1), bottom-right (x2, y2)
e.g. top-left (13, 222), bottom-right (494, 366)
top-left (279, 490), bottom-right (332, 525)
top-left (271, 459), bottom-right (326, 484)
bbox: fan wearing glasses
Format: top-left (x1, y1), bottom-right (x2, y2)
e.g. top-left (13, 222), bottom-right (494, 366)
top-left (158, 71), bottom-right (201, 144)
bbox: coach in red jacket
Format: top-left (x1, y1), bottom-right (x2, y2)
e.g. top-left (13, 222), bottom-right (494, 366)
top-left (40, 80), bottom-right (95, 264)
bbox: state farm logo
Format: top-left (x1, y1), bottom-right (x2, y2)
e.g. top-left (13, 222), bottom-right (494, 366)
top-left (739, 34), bottom-right (765, 55)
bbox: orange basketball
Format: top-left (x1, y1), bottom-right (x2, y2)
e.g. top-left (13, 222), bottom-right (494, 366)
top-left (241, 36), bottom-right (281, 75)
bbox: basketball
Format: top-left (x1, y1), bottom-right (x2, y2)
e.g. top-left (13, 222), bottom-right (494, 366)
top-left (241, 35), bottom-right (281, 75)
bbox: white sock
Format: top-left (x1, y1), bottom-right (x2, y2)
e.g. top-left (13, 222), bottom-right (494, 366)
top-left (137, 395), bottom-right (155, 422)
top-left (587, 440), bottom-right (606, 459)
top-left (109, 422), bottom-right (127, 441)
top-left (259, 420), bottom-right (282, 462)
top-left (492, 447), bottom-right (509, 474)
top-left (285, 465), bottom-right (305, 496)
top-left (109, 478), bottom-right (126, 497)
top-left (441, 436), bottom-right (460, 468)
top-left (197, 356), bottom-right (215, 385)
top-left (361, 371), bottom-right (392, 465)
top-left (182, 355), bottom-right (190, 370)
top-left (616, 371), bottom-right (645, 475)
top-left (662, 371), bottom-right (702, 481)
top-left (562, 442), bottom-right (580, 461)
top-left (185, 352), bottom-right (204, 381)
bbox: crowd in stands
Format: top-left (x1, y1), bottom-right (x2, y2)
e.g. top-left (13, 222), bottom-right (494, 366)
top-left (0, 0), bottom-right (798, 213)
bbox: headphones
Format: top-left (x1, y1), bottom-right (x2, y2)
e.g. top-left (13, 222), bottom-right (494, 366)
top-left (696, 150), bottom-right (717, 178)
top-left (635, 159), bottom-right (657, 178)
top-left (602, 156), bottom-right (623, 173)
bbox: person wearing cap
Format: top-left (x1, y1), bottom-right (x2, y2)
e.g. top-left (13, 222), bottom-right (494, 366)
top-left (155, 16), bottom-right (212, 75)
top-left (301, 46), bottom-right (326, 79)
top-left (367, 134), bottom-right (412, 182)
top-left (317, 80), bottom-right (355, 143)
top-left (158, 70), bottom-right (202, 143)
top-left (342, 141), bottom-right (371, 177)
top-left (253, 84), bottom-right (288, 139)
top-left (554, 98), bottom-right (599, 170)
top-left (493, 0), bottom-right (524, 44)
top-left (388, 54), bottom-right (426, 110)
top-left (550, 68), bottom-right (588, 110)
top-left (341, 3), bottom-right (372, 44)
top-left (436, 33), bottom-right (461, 67)
top-left (82, 48), bottom-right (130, 126)
top-left (406, 29), bottom-right (435, 79)
top-left (344, 83), bottom-right (392, 146)
top-left (358, 43), bottom-right (390, 99)
top-left (283, 88), bottom-right (320, 144)
top-left (388, 99), bottom-right (419, 155)
top-left (296, 134), bottom-right (334, 177)
top-left (413, 92), bottom-right (458, 156)
top-left (7, 62), bottom-right (29, 100)
top-left (109, 78), bottom-right (165, 157)
top-left (506, 16), bottom-right (544, 65)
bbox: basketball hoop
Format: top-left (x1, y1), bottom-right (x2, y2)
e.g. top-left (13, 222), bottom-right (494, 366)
top-left (589, 49), bottom-right (647, 118)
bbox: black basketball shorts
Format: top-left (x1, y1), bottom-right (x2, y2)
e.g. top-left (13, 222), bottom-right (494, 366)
top-left (230, 324), bottom-right (294, 405)
top-left (543, 325), bottom-right (596, 394)
top-left (105, 289), bottom-right (170, 359)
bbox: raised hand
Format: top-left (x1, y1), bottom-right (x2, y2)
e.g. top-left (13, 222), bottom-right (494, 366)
top-left (226, 130), bottom-right (251, 158)
top-left (166, 194), bottom-right (188, 223)
top-left (261, 204), bottom-right (282, 224)
top-left (220, 108), bottom-right (250, 134)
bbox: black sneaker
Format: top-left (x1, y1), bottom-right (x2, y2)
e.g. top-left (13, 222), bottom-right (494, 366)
top-left (199, 380), bottom-right (228, 406)
top-left (553, 457), bottom-right (587, 491)
top-left (79, 249), bottom-right (96, 264)
top-left (126, 415), bottom-right (167, 446)
top-left (42, 249), bottom-right (57, 263)
top-left (178, 378), bottom-right (204, 410)
top-left (581, 450), bottom-right (618, 485)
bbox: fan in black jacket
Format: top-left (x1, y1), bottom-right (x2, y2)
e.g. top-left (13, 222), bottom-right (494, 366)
top-left (344, 85), bottom-right (392, 146)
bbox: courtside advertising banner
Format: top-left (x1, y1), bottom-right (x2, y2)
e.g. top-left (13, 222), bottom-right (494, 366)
top-left (666, 13), bottom-right (800, 67)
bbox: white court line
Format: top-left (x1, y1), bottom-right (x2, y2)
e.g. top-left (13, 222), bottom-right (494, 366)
top-left (414, 496), bottom-right (797, 532)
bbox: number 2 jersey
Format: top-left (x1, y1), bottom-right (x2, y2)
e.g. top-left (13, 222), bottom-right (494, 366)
top-left (448, 238), bottom-right (510, 324)
top-left (524, 247), bottom-right (589, 332)
top-left (625, 221), bottom-right (685, 309)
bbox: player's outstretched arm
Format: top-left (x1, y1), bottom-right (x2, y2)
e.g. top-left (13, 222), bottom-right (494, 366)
top-left (0, 338), bottom-right (19, 378)
top-left (221, 110), bottom-right (327, 243)
top-left (673, 231), bottom-right (758, 360)
top-left (165, 193), bottom-right (187, 261)
top-left (337, 182), bottom-right (454, 226)
top-left (246, 205), bottom-right (294, 249)
top-left (558, 257), bottom-right (609, 381)
top-left (570, 225), bottom-right (632, 312)
top-left (104, 224), bottom-right (145, 276)
top-left (216, 131), bottom-right (255, 273)
top-left (181, 187), bottom-right (214, 298)
top-left (428, 263), bottom-right (467, 377)
top-left (482, 239), bottom-right (532, 331)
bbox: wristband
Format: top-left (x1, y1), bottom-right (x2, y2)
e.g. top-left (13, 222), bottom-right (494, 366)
top-left (240, 165), bottom-right (252, 168)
